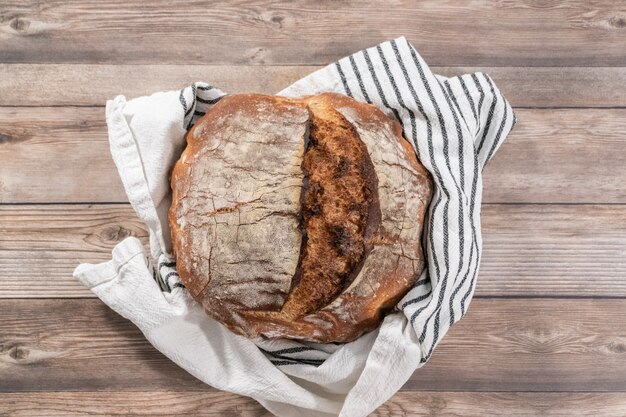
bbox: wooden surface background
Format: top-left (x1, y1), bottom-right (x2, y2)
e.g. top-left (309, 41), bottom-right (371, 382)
top-left (1, 1), bottom-right (626, 416)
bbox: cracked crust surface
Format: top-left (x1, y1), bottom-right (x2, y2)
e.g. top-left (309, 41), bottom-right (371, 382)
top-left (169, 92), bottom-right (432, 343)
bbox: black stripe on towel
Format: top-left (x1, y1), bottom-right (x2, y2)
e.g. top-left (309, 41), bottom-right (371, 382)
top-left (400, 42), bottom-right (452, 353)
top-left (456, 73), bottom-right (486, 316)
top-left (159, 261), bottom-right (177, 269)
top-left (196, 96), bottom-right (224, 105)
top-left (335, 61), bottom-right (353, 97)
top-left (348, 55), bottom-right (372, 102)
top-left (400, 290), bottom-right (432, 309)
top-left (361, 49), bottom-right (403, 124)
top-left (483, 75), bottom-right (510, 164)
top-left (180, 89), bottom-right (190, 118)
top-left (433, 78), bottom-right (468, 332)
top-left (382, 43), bottom-right (448, 334)
top-left (265, 346), bottom-right (318, 355)
top-left (264, 351), bottom-right (325, 367)
top-left (474, 74), bottom-right (496, 159)
top-left (459, 76), bottom-right (478, 127)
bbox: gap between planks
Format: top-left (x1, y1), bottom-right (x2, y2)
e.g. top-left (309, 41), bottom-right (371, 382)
top-left (1, 391), bottom-right (626, 417)
top-left (2, 107), bottom-right (626, 204)
top-left (1, 204), bottom-right (626, 299)
top-left (1, 1), bottom-right (626, 66)
top-left (1, 65), bottom-right (626, 108)
top-left (1, 298), bottom-right (625, 393)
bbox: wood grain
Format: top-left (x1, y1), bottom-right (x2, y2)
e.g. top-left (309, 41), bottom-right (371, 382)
top-left (3, 65), bottom-right (626, 108)
top-left (2, 204), bottom-right (626, 299)
top-left (2, 107), bottom-right (625, 204)
top-left (0, 391), bottom-right (272, 417)
top-left (1, 0), bottom-right (625, 413)
top-left (378, 392), bottom-right (626, 417)
top-left (0, 205), bottom-right (148, 298)
top-left (482, 108), bottom-right (626, 204)
top-left (2, 392), bottom-right (626, 417)
top-left (1, 298), bottom-right (625, 392)
top-left (0, 107), bottom-right (126, 203)
top-left (1, 1), bottom-right (626, 66)
top-left (479, 204), bottom-right (626, 298)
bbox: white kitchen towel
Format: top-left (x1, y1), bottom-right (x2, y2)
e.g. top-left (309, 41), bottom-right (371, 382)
top-left (74, 36), bottom-right (515, 417)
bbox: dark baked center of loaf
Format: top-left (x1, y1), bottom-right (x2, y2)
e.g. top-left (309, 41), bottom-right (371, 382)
top-left (280, 99), bottom-right (380, 319)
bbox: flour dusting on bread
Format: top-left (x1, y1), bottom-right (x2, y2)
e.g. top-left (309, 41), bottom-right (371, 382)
top-left (169, 93), bottom-right (433, 343)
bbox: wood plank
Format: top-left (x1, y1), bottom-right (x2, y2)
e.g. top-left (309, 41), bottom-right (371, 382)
top-left (379, 393), bottom-right (626, 417)
top-left (1, 1), bottom-right (626, 66)
top-left (0, 107), bottom-right (126, 203)
top-left (0, 205), bottom-right (148, 298)
top-left (1, 107), bottom-right (625, 204)
top-left (0, 392), bottom-right (271, 417)
top-left (482, 108), bottom-right (626, 204)
top-left (1, 299), bottom-right (624, 392)
top-left (3, 65), bottom-right (626, 108)
top-left (1, 392), bottom-right (626, 417)
top-left (0, 64), bottom-right (314, 107)
top-left (479, 204), bottom-right (626, 298)
top-left (2, 204), bottom-right (626, 299)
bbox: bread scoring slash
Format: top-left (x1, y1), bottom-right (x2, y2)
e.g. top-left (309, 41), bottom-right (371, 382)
top-left (169, 93), bottom-right (433, 343)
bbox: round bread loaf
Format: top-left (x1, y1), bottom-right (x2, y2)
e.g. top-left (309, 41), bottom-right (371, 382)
top-left (169, 92), bottom-right (432, 343)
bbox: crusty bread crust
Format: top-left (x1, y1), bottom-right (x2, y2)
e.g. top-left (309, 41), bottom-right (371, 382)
top-left (169, 92), bottom-right (432, 343)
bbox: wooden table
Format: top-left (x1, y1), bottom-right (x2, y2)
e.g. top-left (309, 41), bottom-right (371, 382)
top-left (2, 1), bottom-right (626, 415)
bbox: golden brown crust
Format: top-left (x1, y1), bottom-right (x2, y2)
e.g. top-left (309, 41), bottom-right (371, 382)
top-left (169, 92), bottom-right (433, 343)
top-left (280, 97), bottom-right (377, 319)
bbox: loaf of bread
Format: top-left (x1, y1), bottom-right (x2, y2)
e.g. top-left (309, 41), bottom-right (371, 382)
top-left (169, 92), bottom-right (432, 343)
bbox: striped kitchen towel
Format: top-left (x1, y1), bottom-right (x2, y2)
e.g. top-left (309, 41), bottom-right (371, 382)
top-left (74, 36), bottom-right (514, 417)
